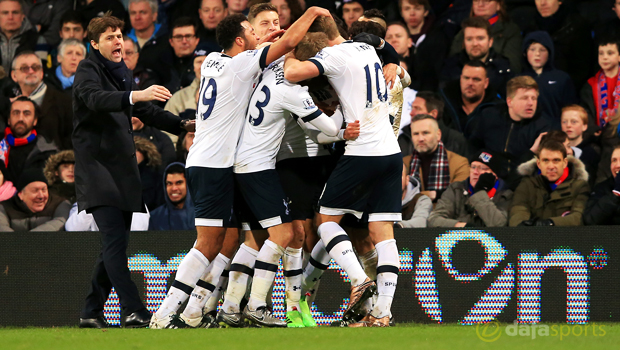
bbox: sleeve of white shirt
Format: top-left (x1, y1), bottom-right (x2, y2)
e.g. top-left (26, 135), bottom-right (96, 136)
top-left (229, 46), bottom-right (271, 81)
top-left (307, 46), bottom-right (346, 79)
top-left (65, 202), bottom-right (96, 231)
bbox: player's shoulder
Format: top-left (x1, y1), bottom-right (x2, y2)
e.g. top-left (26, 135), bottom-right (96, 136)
top-left (201, 52), bottom-right (230, 76)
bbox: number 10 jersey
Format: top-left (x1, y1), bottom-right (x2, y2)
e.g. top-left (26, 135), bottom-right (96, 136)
top-left (186, 47), bottom-right (270, 169)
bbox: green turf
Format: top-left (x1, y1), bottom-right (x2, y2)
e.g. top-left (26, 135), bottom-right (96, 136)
top-left (1, 323), bottom-right (618, 350)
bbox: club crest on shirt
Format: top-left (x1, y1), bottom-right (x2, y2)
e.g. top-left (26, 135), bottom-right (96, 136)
top-left (302, 98), bottom-right (316, 110)
top-left (315, 50), bottom-right (329, 59)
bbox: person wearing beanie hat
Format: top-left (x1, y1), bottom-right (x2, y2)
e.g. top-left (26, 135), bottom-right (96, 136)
top-left (428, 149), bottom-right (513, 228)
top-left (0, 168), bottom-right (71, 231)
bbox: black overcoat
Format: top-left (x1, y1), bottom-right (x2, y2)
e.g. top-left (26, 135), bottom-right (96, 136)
top-left (72, 54), bottom-right (183, 213)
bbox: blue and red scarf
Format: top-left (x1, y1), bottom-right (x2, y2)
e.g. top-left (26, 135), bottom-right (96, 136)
top-left (0, 127), bottom-right (37, 167)
top-left (547, 166), bottom-right (569, 191)
top-left (488, 14), bottom-right (499, 26)
top-left (594, 68), bottom-right (620, 128)
top-left (468, 178), bottom-right (500, 199)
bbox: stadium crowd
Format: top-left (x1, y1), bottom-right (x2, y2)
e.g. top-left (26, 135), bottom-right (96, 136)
top-left (0, 0), bottom-right (618, 233)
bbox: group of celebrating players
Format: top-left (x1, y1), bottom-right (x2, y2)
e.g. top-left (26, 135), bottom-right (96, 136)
top-left (149, 3), bottom-right (411, 329)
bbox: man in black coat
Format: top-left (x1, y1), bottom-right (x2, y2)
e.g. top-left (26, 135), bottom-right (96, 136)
top-left (74, 14), bottom-right (193, 329)
top-left (584, 145), bottom-right (620, 225)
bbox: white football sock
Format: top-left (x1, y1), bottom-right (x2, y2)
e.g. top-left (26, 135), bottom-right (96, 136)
top-left (283, 247), bottom-right (303, 312)
top-left (301, 240), bottom-right (330, 299)
top-left (359, 248), bottom-right (378, 281)
top-left (156, 248), bottom-right (210, 318)
top-left (204, 264), bottom-right (230, 314)
top-left (182, 253), bottom-right (230, 319)
top-left (248, 239), bottom-right (284, 311)
top-left (371, 239), bottom-right (399, 319)
top-left (222, 243), bottom-right (257, 313)
top-left (318, 222), bottom-right (367, 286)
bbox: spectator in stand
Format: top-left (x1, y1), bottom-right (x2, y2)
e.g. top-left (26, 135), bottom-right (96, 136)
top-left (450, 0), bottom-right (522, 73)
top-left (139, 16), bottom-right (200, 95)
top-left (175, 130), bottom-right (194, 163)
top-left (0, 97), bottom-right (58, 184)
top-left (583, 144), bottom-right (620, 225)
top-left (149, 162), bottom-right (195, 230)
top-left (520, 0), bottom-right (593, 89)
top-left (0, 167), bottom-right (15, 201)
top-left (134, 136), bottom-right (164, 211)
top-left (43, 149), bottom-right (75, 203)
top-left (340, 0), bottom-right (365, 29)
top-left (226, 0), bottom-right (249, 15)
top-left (405, 114), bottom-right (470, 203)
top-left (440, 60), bottom-right (501, 137)
top-left (385, 21), bottom-right (411, 60)
top-left (429, 149), bottom-right (513, 227)
top-left (581, 38), bottom-right (620, 184)
top-left (398, 0), bottom-right (451, 91)
top-left (441, 16), bottom-right (513, 97)
top-left (197, 0), bottom-right (227, 52)
top-left (22, 0), bottom-right (71, 49)
top-left (399, 91), bottom-right (469, 157)
top-left (5, 52), bottom-right (73, 149)
top-left (122, 35), bottom-right (151, 90)
top-left (520, 31), bottom-right (576, 126)
top-left (561, 105), bottom-right (600, 187)
top-left (44, 39), bottom-right (86, 94)
top-left (164, 47), bottom-right (205, 139)
top-left (398, 163), bottom-right (432, 228)
top-left (127, 0), bottom-right (168, 51)
top-left (132, 115), bottom-right (176, 167)
top-left (469, 76), bottom-right (552, 189)
top-left (58, 11), bottom-right (87, 42)
top-left (270, 0), bottom-right (302, 30)
top-left (358, 8), bottom-right (387, 29)
top-left (0, 0), bottom-right (46, 73)
top-left (510, 140), bottom-right (589, 227)
top-left (0, 168), bottom-right (70, 231)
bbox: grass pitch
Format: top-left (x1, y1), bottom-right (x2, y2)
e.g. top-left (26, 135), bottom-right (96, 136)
top-left (1, 323), bottom-right (618, 350)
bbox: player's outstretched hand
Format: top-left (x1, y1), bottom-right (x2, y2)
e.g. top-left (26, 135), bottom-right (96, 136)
top-left (344, 120), bottom-right (360, 140)
top-left (258, 29), bottom-right (285, 46)
top-left (383, 63), bottom-right (398, 89)
top-left (134, 85), bottom-right (172, 103)
top-left (181, 119), bottom-right (196, 132)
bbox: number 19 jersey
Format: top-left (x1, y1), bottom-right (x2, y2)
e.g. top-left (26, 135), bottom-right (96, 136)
top-left (186, 47), bottom-right (270, 169)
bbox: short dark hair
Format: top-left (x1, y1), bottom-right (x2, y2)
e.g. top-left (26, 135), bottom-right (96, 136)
top-left (415, 91), bottom-right (444, 121)
top-left (399, 0), bottom-right (430, 12)
top-left (464, 59), bottom-right (486, 70)
top-left (363, 9), bottom-right (386, 22)
top-left (59, 10), bottom-right (85, 30)
top-left (166, 163), bottom-right (186, 177)
top-left (348, 20), bottom-right (386, 39)
top-left (597, 36), bottom-right (620, 53)
top-left (461, 16), bottom-right (491, 38)
top-left (10, 96), bottom-right (39, 120)
top-left (248, 3), bottom-right (277, 23)
top-left (216, 13), bottom-right (247, 50)
top-left (538, 140), bottom-right (567, 159)
top-left (170, 16), bottom-right (198, 37)
top-left (411, 113), bottom-right (438, 127)
top-left (540, 130), bottom-right (568, 145)
top-left (87, 13), bottom-right (125, 43)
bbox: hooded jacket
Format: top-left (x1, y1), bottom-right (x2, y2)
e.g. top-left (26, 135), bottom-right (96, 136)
top-left (43, 150), bottom-right (76, 203)
top-left (509, 156), bottom-right (589, 226)
top-left (520, 31), bottom-right (577, 126)
top-left (428, 178), bottom-right (513, 227)
top-left (148, 162), bottom-right (194, 231)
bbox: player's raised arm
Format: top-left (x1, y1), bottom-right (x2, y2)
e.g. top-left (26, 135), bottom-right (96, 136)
top-left (264, 6), bottom-right (331, 66)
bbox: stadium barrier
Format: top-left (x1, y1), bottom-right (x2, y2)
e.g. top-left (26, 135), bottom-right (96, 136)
top-left (0, 227), bottom-right (617, 327)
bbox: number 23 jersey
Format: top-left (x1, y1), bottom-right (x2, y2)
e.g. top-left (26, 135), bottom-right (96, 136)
top-left (186, 47), bottom-right (270, 169)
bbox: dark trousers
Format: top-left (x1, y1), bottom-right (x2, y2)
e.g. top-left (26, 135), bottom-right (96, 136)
top-left (81, 206), bottom-right (145, 318)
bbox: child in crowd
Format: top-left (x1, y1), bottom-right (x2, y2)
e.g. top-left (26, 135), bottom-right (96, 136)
top-left (561, 105), bottom-right (600, 187)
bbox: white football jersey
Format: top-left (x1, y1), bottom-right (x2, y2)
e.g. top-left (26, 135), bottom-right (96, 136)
top-left (186, 47), bottom-right (270, 169)
top-left (234, 59), bottom-right (324, 173)
top-left (309, 41), bottom-right (400, 157)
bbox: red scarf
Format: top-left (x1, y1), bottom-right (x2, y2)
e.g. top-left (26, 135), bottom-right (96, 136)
top-left (593, 68), bottom-right (620, 127)
top-left (488, 14), bottom-right (499, 26)
top-left (0, 127), bottom-right (37, 167)
top-left (549, 167), bottom-right (569, 191)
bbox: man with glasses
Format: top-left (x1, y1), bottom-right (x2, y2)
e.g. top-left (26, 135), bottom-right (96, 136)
top-left (139, 16), bottom-right (201, 96)
top-left (428, 149), bottom-right (513, 228)
top-left (5, 51), bottom-right (73, 149)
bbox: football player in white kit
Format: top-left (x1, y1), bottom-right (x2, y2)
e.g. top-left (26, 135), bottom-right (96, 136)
top-left (284, 17), bottom-right (403, 327)
top-left (150, 7), bottom-right (332, 329)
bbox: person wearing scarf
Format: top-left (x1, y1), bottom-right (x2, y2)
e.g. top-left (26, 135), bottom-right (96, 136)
top-left (509, 140), bottom-right (590, 227)
top-left (428, 149), bottom-right (513, 228)
top-left (584, 40), bottom-right (620, 130)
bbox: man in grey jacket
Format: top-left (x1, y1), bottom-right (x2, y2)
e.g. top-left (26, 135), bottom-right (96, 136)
top-left (0, 168), bottom-right (70, 231)
top-left (428, 149), bottom-right (513, 227)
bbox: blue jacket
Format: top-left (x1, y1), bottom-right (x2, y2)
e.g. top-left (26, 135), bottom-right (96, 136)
top-left (520, 31), bottom-right (577, 127)
top-left (148, 162), bottom-right (195, 230)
